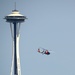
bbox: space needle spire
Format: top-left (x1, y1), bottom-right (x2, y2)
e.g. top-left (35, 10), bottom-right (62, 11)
top-left (4, 7), bottom-right (27, 75)
top-left (15, 2), bottom-right (16, 10)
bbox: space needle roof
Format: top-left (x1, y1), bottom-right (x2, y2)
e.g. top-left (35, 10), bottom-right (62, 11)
top-left (7, 10), bottom-right (24, 16)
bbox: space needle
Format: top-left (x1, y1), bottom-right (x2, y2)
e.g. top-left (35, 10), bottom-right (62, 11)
top-left (4, 7), bottom-right (27, 75)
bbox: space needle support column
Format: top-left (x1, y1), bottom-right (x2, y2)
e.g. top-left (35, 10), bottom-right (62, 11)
top-left (13, 22), bottom-right (17, 75)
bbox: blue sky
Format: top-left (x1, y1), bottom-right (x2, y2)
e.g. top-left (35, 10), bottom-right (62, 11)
top-left (0, 0), bottom-right (75, 75)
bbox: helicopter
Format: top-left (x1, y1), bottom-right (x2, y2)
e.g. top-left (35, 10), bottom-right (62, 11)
top-left (38, 47), bottom-right (50, 55)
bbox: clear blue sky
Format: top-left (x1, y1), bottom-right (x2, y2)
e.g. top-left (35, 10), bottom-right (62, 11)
top-left (0, 0), bottom-right (75, 75)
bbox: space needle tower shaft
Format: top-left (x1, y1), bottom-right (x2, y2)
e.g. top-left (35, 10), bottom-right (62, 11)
top-left (4, 9), bottom-right (27, 75)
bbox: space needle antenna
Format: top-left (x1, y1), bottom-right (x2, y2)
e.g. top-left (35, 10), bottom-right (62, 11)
top-left (15, 2), bottom-right (16, 10)
top-left (4, 5), bottom-right (27, 75)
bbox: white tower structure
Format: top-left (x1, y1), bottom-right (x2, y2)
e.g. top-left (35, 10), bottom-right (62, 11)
top-left (4, 9), bottom-right (27, 75)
